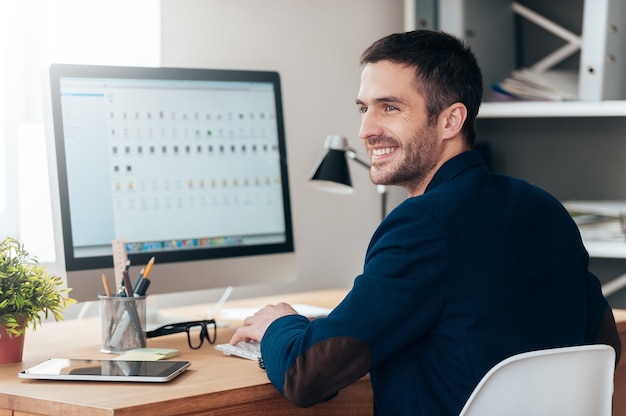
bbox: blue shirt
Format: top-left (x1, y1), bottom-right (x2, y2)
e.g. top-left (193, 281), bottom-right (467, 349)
top-left (261, 150), bottom-right (617, 415)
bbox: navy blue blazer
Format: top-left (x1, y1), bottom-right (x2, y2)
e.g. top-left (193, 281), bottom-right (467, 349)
top-left (261, 150), bottom-right (619, 415)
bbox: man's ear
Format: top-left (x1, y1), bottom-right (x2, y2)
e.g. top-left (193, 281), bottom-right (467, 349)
top-left (440, 102), bottom-right (467, 140)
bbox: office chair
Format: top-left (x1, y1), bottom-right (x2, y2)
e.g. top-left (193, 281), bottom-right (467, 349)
top-left (459, 344), bottom-right (615, 416)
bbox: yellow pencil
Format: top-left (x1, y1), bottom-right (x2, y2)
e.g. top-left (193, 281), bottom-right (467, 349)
top-left (143, 256), bottom-right (156, 278)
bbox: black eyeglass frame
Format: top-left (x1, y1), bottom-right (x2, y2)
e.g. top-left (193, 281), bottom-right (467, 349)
top-left (146, 319), bottom-right (217, 349)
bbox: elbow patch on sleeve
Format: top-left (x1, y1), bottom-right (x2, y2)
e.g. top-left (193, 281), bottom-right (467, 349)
top-left (283, 336), bottom-right (371, 408)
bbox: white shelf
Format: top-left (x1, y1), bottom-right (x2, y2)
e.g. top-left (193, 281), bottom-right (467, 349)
top-left (479, 100), bottom-right (626, 118)
top-left (584, 240), bottom-right (626, 259)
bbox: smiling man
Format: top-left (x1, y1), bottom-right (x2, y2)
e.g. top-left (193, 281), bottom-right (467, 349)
top-left (230, 30), bottom-right (620, 415)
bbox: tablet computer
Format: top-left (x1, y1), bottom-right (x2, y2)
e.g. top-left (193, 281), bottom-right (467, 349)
top-left (18, 358), bottom-right (190, 382)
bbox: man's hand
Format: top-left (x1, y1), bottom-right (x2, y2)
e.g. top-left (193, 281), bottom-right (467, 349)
top-left (229, 302), bottom-right (298, 345)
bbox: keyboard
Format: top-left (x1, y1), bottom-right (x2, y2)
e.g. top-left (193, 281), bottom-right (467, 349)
top-left (215, 341), bottom-right (261, 361)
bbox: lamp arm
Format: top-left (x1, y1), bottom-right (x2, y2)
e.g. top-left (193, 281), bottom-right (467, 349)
top-left (345, 148), bottom-right (370, 169)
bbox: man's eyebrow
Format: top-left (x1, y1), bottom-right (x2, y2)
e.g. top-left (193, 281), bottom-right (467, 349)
top-left (355, 96), bottom-right (405, 106)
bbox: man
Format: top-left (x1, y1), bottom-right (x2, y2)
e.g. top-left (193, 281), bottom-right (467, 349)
top-left (230, 30), bottom-right (621, 415)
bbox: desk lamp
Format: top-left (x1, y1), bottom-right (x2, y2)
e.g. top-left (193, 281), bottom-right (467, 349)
top-left (310, 134), bottom-right (387, 220)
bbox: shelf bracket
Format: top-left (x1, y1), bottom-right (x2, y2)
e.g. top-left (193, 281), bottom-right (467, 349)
top-left (511, 2), bottom-right (582, 73)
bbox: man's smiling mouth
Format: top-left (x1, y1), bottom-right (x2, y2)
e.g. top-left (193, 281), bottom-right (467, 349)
top-left (372, 147), bottom-right (397, 156)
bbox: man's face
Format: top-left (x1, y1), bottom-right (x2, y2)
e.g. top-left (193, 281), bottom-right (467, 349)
top-left (356, 61), bottom-right (441, 196)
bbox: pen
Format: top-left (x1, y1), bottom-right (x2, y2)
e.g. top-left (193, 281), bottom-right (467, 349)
top-left (134, 277), bottom-right (151, 297)
top-left (122, 270), bottom-right (134, 298)
top-left (117, 261), bottom-right (129, 296)
top-left (132, 268), bottom-right (145, 294)
top-left (122, 269), bottom-right (146, 347)
top-left (133, 256), bottom-right (155, 296)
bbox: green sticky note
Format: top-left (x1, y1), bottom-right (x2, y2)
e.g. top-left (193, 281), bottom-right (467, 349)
top-left (117, 348), bottom-right (179, 361)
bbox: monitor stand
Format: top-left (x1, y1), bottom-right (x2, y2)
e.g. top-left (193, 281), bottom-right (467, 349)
top-left (205, 286), bottom-right (233, 325)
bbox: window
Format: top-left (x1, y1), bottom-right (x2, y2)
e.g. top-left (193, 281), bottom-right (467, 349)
top-left (0, 0), bottom-right (160, 262)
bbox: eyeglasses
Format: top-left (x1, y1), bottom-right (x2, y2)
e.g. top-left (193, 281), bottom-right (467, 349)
top-left (146, 319), bottom-right (217, 349)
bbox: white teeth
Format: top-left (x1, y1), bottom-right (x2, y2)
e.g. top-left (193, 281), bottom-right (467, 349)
top-left (372, 147), bottom-right (395, 156)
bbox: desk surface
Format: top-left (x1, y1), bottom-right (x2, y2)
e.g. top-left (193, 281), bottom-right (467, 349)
top-left (0, 289), bottom-right (373, 416)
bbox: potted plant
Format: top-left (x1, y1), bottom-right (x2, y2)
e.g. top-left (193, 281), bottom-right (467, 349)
top-left (0, 237), bottom-right (75, 363)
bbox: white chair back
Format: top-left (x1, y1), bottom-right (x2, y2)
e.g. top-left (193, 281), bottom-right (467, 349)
top-left (459, 344), bottom-right (615, 416)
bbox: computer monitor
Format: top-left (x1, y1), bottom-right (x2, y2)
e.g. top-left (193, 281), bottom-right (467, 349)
top-left (44, 64), bottom-right (296, 308)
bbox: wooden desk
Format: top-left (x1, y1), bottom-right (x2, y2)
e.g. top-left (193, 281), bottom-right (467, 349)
top-left (0, 289), bottom-right (373, 416)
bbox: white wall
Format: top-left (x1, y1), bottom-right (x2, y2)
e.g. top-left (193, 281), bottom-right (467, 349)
top-left (157, 0), bottom-right (405, 303)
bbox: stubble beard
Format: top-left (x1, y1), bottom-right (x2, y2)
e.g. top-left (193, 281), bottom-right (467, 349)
top-left (368, 124), bottom-right (439, 191)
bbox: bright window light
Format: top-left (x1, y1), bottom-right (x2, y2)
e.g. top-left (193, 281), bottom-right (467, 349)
top-left (0, 0), bottom-right (160, 262)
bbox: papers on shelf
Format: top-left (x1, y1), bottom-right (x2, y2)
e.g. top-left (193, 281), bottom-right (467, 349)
top-left (490, 69), bottom-right (578, 102)
top-left (575, 219), bottom-right (624, 243)
top-left (564, 200), bottom-right (626, 218)
top-left (563, 200), bottom-right (626, 243)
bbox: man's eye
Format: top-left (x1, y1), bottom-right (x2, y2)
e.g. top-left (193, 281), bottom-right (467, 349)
top-left (385, 105), bottom-right (398, 111)
top-left (358, 106), bottom-right (368, 114)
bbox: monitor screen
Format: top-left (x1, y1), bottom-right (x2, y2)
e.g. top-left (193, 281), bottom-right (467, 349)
top-left (45, 64), bottom-right (296, 303)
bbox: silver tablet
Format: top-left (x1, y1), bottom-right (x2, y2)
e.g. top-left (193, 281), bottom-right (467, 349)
top-left (18, 358), bottom-right (190, 382)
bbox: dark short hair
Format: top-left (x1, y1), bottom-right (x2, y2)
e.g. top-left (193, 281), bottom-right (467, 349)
top-left (360, 30), bottom-right (483, 146)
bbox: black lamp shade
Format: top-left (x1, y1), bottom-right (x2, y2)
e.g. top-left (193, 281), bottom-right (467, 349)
top-left (309, 149), bottom-right (353, 194)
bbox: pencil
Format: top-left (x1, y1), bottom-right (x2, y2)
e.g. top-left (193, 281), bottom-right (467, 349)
top-left (143, 256), bottom-right (156, 278)
top-left (101, 272), bottom-right (112, 297)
